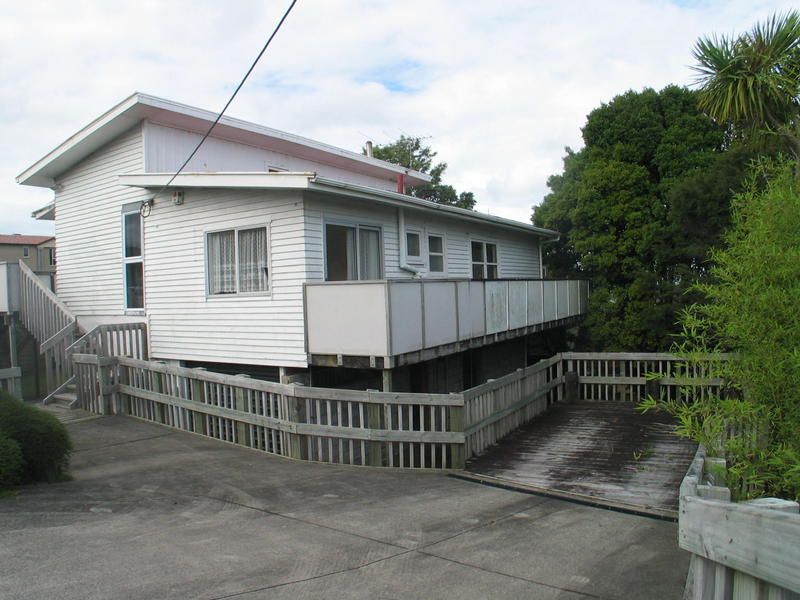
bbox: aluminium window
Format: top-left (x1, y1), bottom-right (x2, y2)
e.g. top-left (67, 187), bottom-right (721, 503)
top-left (325, 223), bottom-right (382, 281)
top-left (471, 241), bottom-right (498, 280)
top-left (207, 226), bottom-right (269, 295)
top-left (428, 234), bottom-right (445, 273)
top-left (122, 211), bottom-right (144, 309)
top-left (406, 230), bottom-right (421, 260)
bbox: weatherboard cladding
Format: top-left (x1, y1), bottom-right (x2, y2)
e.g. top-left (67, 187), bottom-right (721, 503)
top-left (145, 188), bottom-right (308, 368)
top-left (54, 124), bottom-right (148, 317)
top-left (304, 193), bottom-right (541, 281)
top-left (143, 122), bottom-right (398, 192)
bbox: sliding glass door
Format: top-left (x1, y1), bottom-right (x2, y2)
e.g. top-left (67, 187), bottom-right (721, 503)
top-left (325, 223), bottom-right (383, 281)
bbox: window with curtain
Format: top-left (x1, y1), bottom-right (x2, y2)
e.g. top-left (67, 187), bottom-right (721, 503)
top-left (207, 226), bottom-right (268, 295)
top-left (123, 211), bottom-right (144, 309)
top-left (325, 223), bottom-right (382, 281)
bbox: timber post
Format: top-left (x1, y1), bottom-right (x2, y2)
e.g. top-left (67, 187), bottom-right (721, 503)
top-left (645, 377), bottom-right (662, 402)
top-left (234, 375), bottom-right (250, 447)
top-left (366, 390), bottom-right (384, 467)
top-left (449, 401), bottom-right (465, 469)
top-left (564, 371), bottom-right (579, 403)
top-left (284, 386), bottom-right (307, 460)
top-left (190, 368), bottom-right (207, 435)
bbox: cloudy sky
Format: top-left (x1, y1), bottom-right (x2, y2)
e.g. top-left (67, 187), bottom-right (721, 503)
top-left (1, 0), bottom-right (794, 235)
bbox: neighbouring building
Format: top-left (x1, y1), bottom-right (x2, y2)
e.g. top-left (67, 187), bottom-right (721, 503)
top-left (0, 234), bottom-right (56, 291)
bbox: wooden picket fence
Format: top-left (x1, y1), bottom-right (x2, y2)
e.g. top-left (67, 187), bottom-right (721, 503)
top-left (679, 446), bottom-right (800, 599)
top-left (71, 351), bottom-right (723, 469)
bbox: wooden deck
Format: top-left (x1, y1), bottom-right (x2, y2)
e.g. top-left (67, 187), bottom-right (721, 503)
top-left (465, 402), bottom-right (697, 519)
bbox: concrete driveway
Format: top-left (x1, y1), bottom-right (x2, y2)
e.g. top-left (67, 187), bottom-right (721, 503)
top-left (0, 416), bottom-right (688, 599)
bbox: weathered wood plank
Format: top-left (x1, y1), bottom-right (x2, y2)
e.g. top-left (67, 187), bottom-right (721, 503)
top-left (680, 496), bottom-right (800, 594)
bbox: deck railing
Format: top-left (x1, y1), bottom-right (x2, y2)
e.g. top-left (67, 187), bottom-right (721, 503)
top-left (679, 447), bottom-right (800, 598)
top-left (305, 279), bottom-right (589, 363)
top-left (17, 260), bottom-right (78, 395)
top-left (561, 352), bottom-right (724, 403)
top-left (71, 351), bottom-right (724, 468)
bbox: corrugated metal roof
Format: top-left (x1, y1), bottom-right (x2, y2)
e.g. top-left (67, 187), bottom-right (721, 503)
top-left (0, 234), bottom-right (54, 245)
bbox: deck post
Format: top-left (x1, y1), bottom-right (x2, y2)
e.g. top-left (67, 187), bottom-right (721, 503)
top-left (381, 369), bottom-right (393, 392)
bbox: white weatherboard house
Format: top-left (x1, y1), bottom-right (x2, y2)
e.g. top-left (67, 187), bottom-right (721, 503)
top-left (15, 93), bottom-right (587, 394)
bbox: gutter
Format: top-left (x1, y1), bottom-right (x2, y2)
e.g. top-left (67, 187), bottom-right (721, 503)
top-left (310, 176), bottom-right (560, 239)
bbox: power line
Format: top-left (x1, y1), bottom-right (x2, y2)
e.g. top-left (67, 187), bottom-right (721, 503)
top-left (142, 0), bottom-right (299, 216)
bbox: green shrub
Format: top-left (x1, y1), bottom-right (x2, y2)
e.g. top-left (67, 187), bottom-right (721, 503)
top-left (0, 390), bottom-right (72, 483)
top-left (641, 159), bottom-right (800, 501)
top-left (0, 433), bottom-right (23, 490)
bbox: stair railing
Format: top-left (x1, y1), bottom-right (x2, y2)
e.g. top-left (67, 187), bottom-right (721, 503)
top-left (17, 260), bottom-right (79, 397)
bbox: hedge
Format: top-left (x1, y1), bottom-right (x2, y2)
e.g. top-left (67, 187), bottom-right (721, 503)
top-left (0, 390), bottom-right (72, 484)
top-left (0, 433), bottom-right (23, 490)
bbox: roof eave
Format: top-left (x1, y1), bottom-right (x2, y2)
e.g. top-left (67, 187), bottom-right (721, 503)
top-left (17, 92), bottom-right (433, 188)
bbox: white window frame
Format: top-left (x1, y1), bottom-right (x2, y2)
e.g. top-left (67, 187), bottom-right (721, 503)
top-left (322, 217), bottom-right (385, 281)
top-left (121, 210), bottom-right (145, 312)
top-left (205, 223), bottom-right (271, 298)
top-left (426, 232), bottom-right (447, 276)
top-left (47, 247), bottom-right (56, 266)
top-left (470, 239), bottom-right (499, 280)
top-left (405, 228), bottom-right (423, 264)
top-left (22, 246), bottom-right (29, 258)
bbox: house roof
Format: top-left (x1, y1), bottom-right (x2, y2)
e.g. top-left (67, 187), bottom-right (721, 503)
top-left (118, 172), bottom-right (560, 239)
top-left (16, 92), bottom-right (432, 188)
top-left (0, 234), bottom-right (54, 246)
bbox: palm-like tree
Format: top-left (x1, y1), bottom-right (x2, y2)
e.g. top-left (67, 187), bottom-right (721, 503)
top-left (693, 11), bottom-right (800, 155)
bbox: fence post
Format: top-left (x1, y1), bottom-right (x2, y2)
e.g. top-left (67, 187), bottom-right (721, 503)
top-left (645, 377), bottom-right (662, 401)
top-left (116, 359), bottom-right (129, 415)
top-left (449, 403), bottom-right (465, 469)
top-left (366, 392), bottom-right (384, 467)
top-left (285, 388), bottom-right (307, 460)
top-left (152, 366), bottom-right (165, 424)
top-left (97, 358), bottom-right (111, 415)
top-left (190, 369), bottom-right (207, 435)
top-left (564, 371), bottom-right (579, 403)
top-left (234, 375), bottom-right (250, 447)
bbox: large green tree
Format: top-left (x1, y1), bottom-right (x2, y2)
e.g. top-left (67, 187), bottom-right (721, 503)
top-left (367, 135), bottom-right (476, 209)
top-left (693, 11), bottom-right (800, 155)
top-left (533, 86), bottom-right (756, 351)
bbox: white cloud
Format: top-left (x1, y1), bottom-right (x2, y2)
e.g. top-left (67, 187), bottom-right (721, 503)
top-left (0, 0), bottom-right (795, 233)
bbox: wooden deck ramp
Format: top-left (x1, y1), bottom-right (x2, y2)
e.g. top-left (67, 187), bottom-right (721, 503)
top-left (463, 402), bottom-right (697, 519)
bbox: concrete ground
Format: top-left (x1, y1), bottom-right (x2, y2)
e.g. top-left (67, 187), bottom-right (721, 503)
top-left (0, 417), bottom-right (689, 600)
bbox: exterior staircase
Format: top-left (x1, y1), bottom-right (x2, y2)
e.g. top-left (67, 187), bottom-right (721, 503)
top-left (49, 381), bottom-right (79, 408)
top-left (16, 260), bottom-right (81, 404)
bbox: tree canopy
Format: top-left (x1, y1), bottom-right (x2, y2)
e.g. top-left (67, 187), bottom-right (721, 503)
top-left (367, 135), bottom-right (476, 209)
top-left (693, 10), bottom-right (800, 156)
top-left (533, 85), bottom-right (757, 351)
